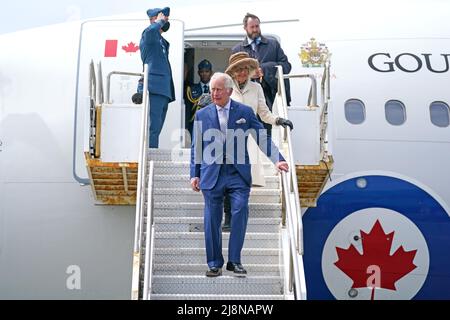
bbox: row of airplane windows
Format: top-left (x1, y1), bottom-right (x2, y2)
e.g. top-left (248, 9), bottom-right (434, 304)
top-left (344, 100), bottom-right (450, 128)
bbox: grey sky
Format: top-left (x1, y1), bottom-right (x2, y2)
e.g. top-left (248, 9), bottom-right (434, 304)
top-left (0, 0), bottom-right (240, 34)
top-left (2, 0), bottom-right (446, 35)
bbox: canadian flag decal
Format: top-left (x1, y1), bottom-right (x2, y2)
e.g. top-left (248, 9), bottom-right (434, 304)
top-left (122, 42), bottom-right (139, 53)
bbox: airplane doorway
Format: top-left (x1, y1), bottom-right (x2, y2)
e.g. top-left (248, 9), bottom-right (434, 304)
top-left (183, 37), bottom-right (241, 146)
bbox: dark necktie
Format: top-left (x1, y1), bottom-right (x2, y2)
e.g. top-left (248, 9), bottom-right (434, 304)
top-left (160, 38), bottom-right (166, 55)
top-left (203, 84), bottom-right (209, 94)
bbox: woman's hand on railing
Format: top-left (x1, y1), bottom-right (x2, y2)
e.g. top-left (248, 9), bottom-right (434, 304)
top-left (276, 161), bottom-right (289, 172)
top-left (276, 117), bottom-right (294, 130)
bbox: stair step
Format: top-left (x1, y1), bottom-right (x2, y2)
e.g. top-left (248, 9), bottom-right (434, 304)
top-left (153, 217), bottom-right (281, 233)
top-left (152, 202), bottom-right (282, 218)
top-left (151, 275), bottom-right (283, 295)
top-left (153, 263), bottom-right (281, 276)
top-left (151, 293), bottom-right (285, 300)
top-left (152, 188), bottom-right (281, 203)
top-left (152, 161), bottom-right (277, 176)
top-left (148, 148), bottom-right (278, 164)
top-left (148, 148), bottom-right (191, 162)
top-left (153, 174), bottom-right (280, 189)
top-left (154, 232), bottom-right (279, 249)
top-left (153, 248), bottom-right (281, 264)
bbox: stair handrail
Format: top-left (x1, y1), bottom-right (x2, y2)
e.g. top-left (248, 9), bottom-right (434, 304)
top-left (275, 65), bottom-right (310, 299)
top-left (133, 64), bottom-right (149, 253)
top-left (96, 62), bottom-right (104, 104)
top-left (88, 60), bottom-right (97, 157)
top-left (281, 171), bottom-right (304, 299)
top-left (143, 160), bottom-right (155, 300)
top-left (276, 66), bottom-right (306, 253)
top-left (130, 64), bottom-right (150, 299)
top-left (319, 61), bottom-right (331, 161)
top-left (89, 60), bottom-right (96, 104)
top-left (105, 70), bottom-right (145, 104)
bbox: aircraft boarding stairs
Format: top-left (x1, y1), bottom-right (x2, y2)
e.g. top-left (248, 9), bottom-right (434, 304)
top-left (85, 58), bottom-right (332, 300)
top-left (131, 149), bottom-right (290, 300)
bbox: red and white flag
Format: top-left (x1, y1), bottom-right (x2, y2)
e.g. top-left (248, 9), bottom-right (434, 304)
top-left (104, 40), bottom-right (118, 57)
top-left (104, 40), bottom-right (140, 57)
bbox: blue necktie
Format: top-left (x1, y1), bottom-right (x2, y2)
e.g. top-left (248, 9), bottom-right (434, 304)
top-left (251, 37), bottom-right (261, 51)
top-left (218, 107), bottom-right (228, 137)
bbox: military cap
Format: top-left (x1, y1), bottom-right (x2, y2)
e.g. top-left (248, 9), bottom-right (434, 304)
top-left (198, 59), bottom-right (212, 71)
top-left (146, 7), bottom-right (170, 18)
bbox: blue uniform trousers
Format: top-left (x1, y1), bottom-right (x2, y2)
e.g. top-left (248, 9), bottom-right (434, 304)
top-left (202, 164), bottom-right (250, 268)
top-left (149, 93), bottom-right (170, 148)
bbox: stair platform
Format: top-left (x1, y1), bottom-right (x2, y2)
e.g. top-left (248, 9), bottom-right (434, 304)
top-left (85, 152), bottom-right (137, 205)
top-left (296, 155), bottom-right (334, 207)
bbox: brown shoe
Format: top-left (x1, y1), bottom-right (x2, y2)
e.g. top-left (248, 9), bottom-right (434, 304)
top-left (205, 267), bottom-right (222, 277)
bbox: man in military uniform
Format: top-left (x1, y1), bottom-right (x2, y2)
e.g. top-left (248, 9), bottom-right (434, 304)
top-left (139, 6), bottom-right (175, 148)
top-left (185, 59), bottom-right (213, 137)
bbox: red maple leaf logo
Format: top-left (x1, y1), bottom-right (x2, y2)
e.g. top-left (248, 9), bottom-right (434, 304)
top-left (122, 42), bottom-right (139, 53)
top-left (334, 220), bottom-right (417, 300)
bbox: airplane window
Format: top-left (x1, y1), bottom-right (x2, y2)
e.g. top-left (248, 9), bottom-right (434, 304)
top-left (344, 99), bottom-right (365, 124)
top-left (385, 100), bottom-right (406, 126)
top-left (430, 101), bottom-right (450, 128)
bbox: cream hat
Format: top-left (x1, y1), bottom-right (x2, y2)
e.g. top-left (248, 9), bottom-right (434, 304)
top-left (225, 52), bottom-right (259, 76)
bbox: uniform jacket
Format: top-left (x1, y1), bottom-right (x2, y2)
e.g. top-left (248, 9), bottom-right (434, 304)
top-left (140, 20), bottom-right (175, 101)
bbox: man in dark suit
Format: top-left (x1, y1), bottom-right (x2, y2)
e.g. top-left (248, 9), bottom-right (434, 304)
top-left (231, 13), bottom-right (292, 134)
top-left (140, 7), bottom-right (175, 148)
top-left (190, 72), bottom-right (289, 277)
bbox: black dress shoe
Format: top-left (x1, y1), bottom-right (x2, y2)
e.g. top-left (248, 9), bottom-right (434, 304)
top-left (226, 262), bottom-right (247, 276)
top-left (205, 267), bottom-right (222, 277)
top-left (222, 223), bottom-right (231, 232)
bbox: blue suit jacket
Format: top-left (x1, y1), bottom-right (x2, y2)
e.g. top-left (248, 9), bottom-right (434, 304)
top-left (140, 20), bottom-right (175, 102)
top-left (190, 99), bottom-right (285, 190)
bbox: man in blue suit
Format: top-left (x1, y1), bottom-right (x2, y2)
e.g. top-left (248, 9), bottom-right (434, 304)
top-left (190, 72), bottom-right (289, 277)
top-left (140, 7), bottom-right (175, 148)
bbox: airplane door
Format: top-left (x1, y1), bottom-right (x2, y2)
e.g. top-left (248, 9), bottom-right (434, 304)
top-left (74, 19), bottom-right (185, 182)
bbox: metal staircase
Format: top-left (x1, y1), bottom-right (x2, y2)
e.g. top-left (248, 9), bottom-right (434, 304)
top-left (129, 63), bottom-right (316, 300)
top-left (275, 62), bottom-right (333, 208)
top-left (133, 149), bottom-right (289, 300)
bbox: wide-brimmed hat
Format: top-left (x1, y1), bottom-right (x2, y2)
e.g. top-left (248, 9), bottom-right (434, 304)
top-left (225, 52), bottom-right (259, 75)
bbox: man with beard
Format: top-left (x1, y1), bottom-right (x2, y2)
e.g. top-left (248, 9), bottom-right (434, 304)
top-left (231, 13), bottom-right (292, 135)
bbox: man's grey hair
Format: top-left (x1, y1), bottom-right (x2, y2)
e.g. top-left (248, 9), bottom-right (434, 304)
top-left (210, 72), bottom-right (233, 89)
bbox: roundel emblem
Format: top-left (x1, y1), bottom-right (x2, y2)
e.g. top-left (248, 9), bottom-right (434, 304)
top-left (302, 174), bottom-right (450, 300)
top-left (322, 208), bottom-right (429, 300)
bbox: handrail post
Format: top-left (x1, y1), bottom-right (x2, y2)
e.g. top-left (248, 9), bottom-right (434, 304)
top-left (276, 66), bottom-right (305, 255)
top-left (106, 70), bottom-right (145, 104)
top-left (133, 64), bottom-right (149, 253)
top-left (143, 161), bottom-right (155, 300)
top-left (276, 66), bottom-right (310, 299)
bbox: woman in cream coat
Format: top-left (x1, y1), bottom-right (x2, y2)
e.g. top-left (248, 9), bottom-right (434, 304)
top-left (225, 52), bottom-right (293, 187)
top-left (222, 52), bottom-right (293, 230)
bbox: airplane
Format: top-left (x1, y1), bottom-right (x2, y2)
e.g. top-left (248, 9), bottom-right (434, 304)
top-left (0, 0), bottom-right (449, 299)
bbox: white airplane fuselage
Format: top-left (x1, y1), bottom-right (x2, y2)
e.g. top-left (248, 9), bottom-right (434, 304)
top-left (0, 0), bottom-right (449, 299)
